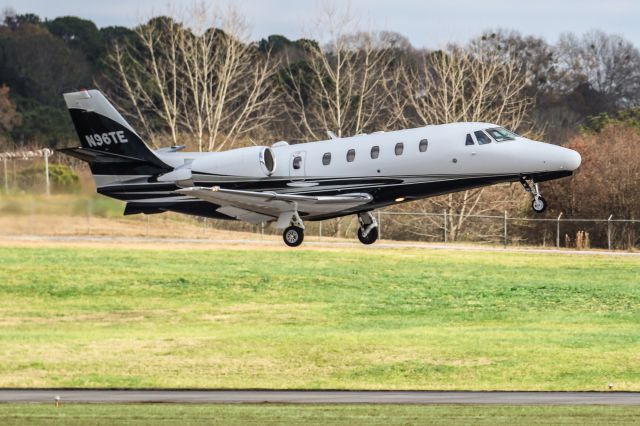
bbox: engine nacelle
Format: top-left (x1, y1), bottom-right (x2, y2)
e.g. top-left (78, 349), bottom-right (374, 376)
top-left (191, 146), bottom-right (276, 177)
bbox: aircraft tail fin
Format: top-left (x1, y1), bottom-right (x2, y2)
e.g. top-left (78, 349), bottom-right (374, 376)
top-left (60, 90), bottom-right (170, 183)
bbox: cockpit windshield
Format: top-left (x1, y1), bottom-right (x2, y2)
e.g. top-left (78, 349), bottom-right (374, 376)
top-left (486, 127), bottom-right (518, 142)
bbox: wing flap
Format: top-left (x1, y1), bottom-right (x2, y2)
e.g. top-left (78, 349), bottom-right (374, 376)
top-left (176, 186), bottom-right (373, 222)
top-left (216, 206), bottom-right (273, 224)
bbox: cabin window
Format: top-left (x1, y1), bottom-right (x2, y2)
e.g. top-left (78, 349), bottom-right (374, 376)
top-left (465, 134), bottom-right (475, 145)
top-left (370, 145), bottom-right (380, 159)
top-left (419, 139), bottom-right (428, 152)
top-left (322, 152), bottom-right (331, 166)
top-left (474, 130), bottom-right (492, 145)
top-left (346, 149), bottom-right (356, 162)
top-left (292, 155), bottom-right (302, 170)
top-left (395, 142), bottom-right (404, 156)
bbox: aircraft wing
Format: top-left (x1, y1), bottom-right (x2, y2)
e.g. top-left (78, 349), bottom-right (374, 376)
top-left (176, 186), bottom-right (373, 223)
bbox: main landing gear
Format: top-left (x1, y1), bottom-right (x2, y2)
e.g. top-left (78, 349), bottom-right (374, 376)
top-left (357, 211), bottom-right (379, 245)
top-left (520, 176), bottom-right (547, 214)
top-left (283, 226), bottom-right (304, 247)
top-left (280, 210), bottom-right (305, 247)
top-left (278, 210), bottom-right (380, 247)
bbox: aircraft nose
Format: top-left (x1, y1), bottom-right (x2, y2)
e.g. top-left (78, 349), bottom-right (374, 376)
top-left (561, 148), bottom-right (581, 171)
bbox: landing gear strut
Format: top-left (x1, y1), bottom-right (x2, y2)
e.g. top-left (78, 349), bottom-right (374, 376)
top-left (520, 176), bottom-right (547, 214)
top-left (357, 211), bottom-right (379, 245)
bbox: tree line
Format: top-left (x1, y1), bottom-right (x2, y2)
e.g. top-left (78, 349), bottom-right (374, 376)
top-left (2, 5), bottom-right (640, 149)
top-left (0, 5), bottom-right (637, 244)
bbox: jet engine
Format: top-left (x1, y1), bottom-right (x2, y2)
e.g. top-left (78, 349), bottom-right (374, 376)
top-left (191, 146), bottom-right (276, 177)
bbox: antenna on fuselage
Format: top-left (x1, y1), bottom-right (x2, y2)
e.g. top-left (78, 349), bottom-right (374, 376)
top-left (326, 130), bottom-right (338, 140)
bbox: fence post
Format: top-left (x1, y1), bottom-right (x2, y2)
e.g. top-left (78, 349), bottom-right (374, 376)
top-left (607, 214), bottom-right (613, 250)
top-left (44, 150), bottom-right (50, 196)
top-left (86, 198), bottom-right (92, 236)
top-left (556, 212), bottom-right (563, 248)
top-left (319, 221), bottom-right (322, 240)
top-left (504, 210), bottom-right (508, 247)
top-left (2, 156), bottom-right (7, 193)
top-left (377, 210), bottom-right (382, 240)
top-left (443, 209), bottom-right (448, 243)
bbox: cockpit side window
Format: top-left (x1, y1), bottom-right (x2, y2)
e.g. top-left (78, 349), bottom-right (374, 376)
top-left (486, 127), bottom-right (517, 142)
top-left (465, 134), bottom-right (475, 146)
top-left (474, 130), bottom-right (492, 145)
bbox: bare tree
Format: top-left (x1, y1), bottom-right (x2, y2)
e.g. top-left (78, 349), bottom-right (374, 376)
top-left (103, 3), bottom-right (279, 151)
top-left (556, 30), bottom-right (640, 110)
top-left (393, 46), bottom-right (531, 130)
top-left (282, 5), bottom-right (399, 141)
top-left (102, 16), bottom-right (182, 146)
top-left (177, 4), bottom-right (279, 151)
top-left (387, 45), bottom-right (533, 241)
top-left (469, 30), bottom-right (556, 98)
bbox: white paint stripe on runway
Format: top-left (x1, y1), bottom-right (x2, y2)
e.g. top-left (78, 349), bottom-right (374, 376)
top-left (1, 390), bottom-right (640, 405)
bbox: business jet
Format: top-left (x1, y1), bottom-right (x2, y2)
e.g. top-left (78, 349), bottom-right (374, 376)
top-left (60, 90), bottom-right (581, 247)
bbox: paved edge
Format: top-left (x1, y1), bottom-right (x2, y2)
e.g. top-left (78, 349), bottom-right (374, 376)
top-left (2, 390), bottom-right (640, 405)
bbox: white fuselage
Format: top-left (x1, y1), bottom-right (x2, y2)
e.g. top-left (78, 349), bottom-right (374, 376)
top-left (157, 122), bottom-right (581, 183)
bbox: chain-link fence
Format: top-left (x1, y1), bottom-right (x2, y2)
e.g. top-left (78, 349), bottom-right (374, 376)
top-left (376, 211), bottom-right (639, 250)
top-left (1, 154), bottom-right (638, 250)
top-left (0, 195), bottom-right (638, 250)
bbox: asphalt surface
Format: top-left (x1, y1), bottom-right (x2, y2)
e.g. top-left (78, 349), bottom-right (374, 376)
top-left (1, 390), bottom-right (640, 405)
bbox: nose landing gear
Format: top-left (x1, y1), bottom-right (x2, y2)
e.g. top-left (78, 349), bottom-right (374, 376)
top-left (531, 195), bottom-right (547, 213)
top-left (357, 211), bottom-right (379, 244)
top-left (520, 176), bottom-right (547, 213)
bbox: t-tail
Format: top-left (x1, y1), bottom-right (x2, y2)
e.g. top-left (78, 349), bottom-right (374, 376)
top-left (59, 89), bottom-right (171, 187)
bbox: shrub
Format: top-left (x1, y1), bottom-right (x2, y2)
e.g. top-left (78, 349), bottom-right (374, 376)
top-left (16, 163), bottom-right (80, 193)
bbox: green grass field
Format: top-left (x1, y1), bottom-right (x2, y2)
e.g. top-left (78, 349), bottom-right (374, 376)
top-left (2, 404), bottom-right (640, 425)
top-left (0, 245), bottom-right (638, 390)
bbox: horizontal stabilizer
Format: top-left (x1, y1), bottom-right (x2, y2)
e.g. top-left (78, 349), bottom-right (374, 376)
top-left (57, 147), bottom-right (154, 164)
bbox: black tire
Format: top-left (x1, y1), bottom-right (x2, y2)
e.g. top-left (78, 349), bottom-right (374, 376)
top-left (357, 226), bottom-right (379, 245)
top-left (532, 196), bottom-right (547, 213)
top-left (283, 226), bottom-right (304, 247)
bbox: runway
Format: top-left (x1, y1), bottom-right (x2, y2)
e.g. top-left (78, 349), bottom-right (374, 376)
top-left (4, 235), bottom-right (639, 257)
top-left (2, 390), bottom-right (640, 405)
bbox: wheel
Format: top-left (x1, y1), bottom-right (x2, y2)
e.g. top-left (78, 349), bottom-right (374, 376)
top-left (532, 196), bottom-right (547, 213)
top-left (357, 226), bottom-right (379, 245)
top-left (283, 226), bottom-right (304, 247)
